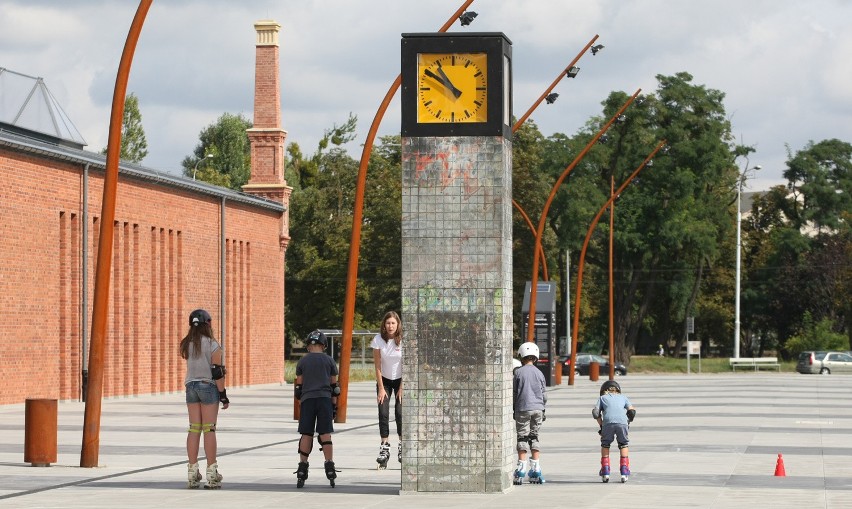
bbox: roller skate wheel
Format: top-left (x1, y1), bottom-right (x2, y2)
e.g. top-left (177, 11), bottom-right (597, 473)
top-left (621, 475), bottom-right (628, 483)
top-left (601, 475), bottom-right (609, 483)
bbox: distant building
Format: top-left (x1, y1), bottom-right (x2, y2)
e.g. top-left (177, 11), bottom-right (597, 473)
top-left (0, 20), bottom-right (291, 404)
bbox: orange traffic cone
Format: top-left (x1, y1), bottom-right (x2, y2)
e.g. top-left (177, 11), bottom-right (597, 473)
top-left (774, 454), bottom-right (786, 476)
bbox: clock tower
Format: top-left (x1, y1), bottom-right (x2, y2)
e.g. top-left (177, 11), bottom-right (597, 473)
top-left (399, 33), bottom-right (514, 493)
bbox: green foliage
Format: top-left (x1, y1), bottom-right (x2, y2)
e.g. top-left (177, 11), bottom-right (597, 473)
top-left (102, 92), bottom-right (148, 163)
top-left (182, 113), bottom-right (252, 190)
top-left (784, 313), bottom-right (848, 357)
top-left (283, 115), bottom-right (402, 348)
top-left (543, 73), bottom-right (738, 360)
top-left (783, 139), bottom-right (852, 233)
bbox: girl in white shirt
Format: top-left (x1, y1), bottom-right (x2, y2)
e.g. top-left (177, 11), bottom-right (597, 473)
top-left (371, 311), bottom-right (403, 467)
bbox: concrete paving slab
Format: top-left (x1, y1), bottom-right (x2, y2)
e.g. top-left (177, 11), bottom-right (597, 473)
top-left (0, 374), bottom-right (850, 508)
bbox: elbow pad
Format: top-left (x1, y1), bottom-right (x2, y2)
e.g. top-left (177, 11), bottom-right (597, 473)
top-left (592, 407), bottom-right (601, 419)
top-left (627, 409), bottom-right (636, 422)
top-left (294, 384), bottom-right (303, 399)
top-left (211, 364), bottom-right (226, 380)
top-left (331, 383), bottom-right (341, 396)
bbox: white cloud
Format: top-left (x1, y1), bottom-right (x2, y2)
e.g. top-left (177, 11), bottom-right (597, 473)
top-left (1, 0), bottom-right (850, 191)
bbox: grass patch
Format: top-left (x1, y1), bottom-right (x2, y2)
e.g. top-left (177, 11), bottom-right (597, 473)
top-left (284, 356), bottom-right (796, 381)
top-left (628, 355), bottom-right (796, 373)
top-left (284, 360), bottom-right (376, 382)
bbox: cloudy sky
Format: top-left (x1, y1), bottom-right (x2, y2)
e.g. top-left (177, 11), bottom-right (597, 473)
top-left (2, 0), bottom-right (850, 191)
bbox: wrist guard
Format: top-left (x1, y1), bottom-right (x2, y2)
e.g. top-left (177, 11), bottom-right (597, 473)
top-left (219, 389), bottom-right (229, 405)
top-left (626, 409), bottom-right (636, 422)
top-left (294, 384), bottom-right (303, 399)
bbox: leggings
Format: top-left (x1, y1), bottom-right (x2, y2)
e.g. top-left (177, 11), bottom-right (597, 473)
top-left (377, 376), bottom-right (402, 438)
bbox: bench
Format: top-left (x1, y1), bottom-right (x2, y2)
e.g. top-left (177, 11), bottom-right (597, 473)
top-left (729, 357), bottom-right (780, 371)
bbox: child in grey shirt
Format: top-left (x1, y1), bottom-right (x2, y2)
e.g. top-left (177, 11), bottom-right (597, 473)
top-left (512, 342), bottom-right (547, 484)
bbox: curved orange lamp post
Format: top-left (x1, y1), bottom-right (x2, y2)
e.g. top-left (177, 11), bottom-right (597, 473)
top-left (607, 176), bottom-right (615, 380)
top-left (81, 0), bottom-right (153, 467)
top-left (566, 139), bottom-right (666, 385)
top-left (336, 0), bottom-right (475, 422)
top-left (512, 34), bottom-right (599, 133)
top-left (525, 90), bottom-right (641, 346)
top-left (510, 33), bottom-right (600, 283)
top-left (512, 201), bottom-right (548, 280)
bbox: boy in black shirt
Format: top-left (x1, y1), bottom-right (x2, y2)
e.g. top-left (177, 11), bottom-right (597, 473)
top-left (294, 330), bottom-right (340, 487)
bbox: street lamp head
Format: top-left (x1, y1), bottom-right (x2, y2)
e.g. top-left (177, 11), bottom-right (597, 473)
top-left (566, 66), bottom-right (580, 78)
top-left (754, 165), bottom-right (762, 170)
top-left (598, 134), bottom-right (609, 144)
top-left (591, 44), bottom-right (605, 55)
top-left (192, 153), bottom-right (214, 180)
top-left (545, 92), bottom-right (559, 104)
top-left (459, 11), bottom-right (477, 26)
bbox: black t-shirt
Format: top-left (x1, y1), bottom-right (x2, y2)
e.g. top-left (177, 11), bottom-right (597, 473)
top-left (296, 352), bottom-right (338, 401)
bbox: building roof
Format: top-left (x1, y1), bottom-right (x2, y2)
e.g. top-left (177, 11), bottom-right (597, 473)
top-left (0, 128), bottom-right (285, 212)
top-left (0, 67), bottom-right (87, 148)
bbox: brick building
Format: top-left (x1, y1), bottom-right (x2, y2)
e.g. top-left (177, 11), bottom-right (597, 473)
top-left (0, 20), bottom-right (291, 405)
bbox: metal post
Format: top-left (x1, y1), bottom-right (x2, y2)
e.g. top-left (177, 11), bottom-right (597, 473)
top-left (734, 161), bottom-right (760, 359)
top-left (734, 182), bottom-right (742, 359)
top-left (80, 0), bottom-right (152, 468)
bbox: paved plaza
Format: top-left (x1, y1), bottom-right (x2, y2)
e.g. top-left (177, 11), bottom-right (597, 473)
top-left (1, 374), bottom-right (851, 508)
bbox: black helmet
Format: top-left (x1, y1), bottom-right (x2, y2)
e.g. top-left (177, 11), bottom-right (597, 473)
top-left (306, 330), bottom-right (327, 347)
top-left (600, 380), bottom-right (621, 395)
top-left (189, 309), bottom-right (212, 327)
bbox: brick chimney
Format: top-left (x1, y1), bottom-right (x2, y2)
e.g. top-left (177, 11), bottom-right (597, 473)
top-left (242, 19), bottom-right (291, 250)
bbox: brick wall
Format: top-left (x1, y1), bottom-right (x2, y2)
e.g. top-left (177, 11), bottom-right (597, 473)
top-left (0, 147), bottom-right (285, 405)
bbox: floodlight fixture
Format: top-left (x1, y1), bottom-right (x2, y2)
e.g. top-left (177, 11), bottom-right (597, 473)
top-left (545, 93), bottom-right (559, 104)
top-left (566, 66), bottom-right (580, 78)
top-left (591, 44), bottom-right (605, 55)
top-left (459, 11), bottom-right (478, 26)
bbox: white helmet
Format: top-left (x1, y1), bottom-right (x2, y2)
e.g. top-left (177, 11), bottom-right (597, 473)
top-left (517, 342), bottom-right (540, 360)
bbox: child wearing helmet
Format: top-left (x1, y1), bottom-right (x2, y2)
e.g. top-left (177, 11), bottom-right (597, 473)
top-left (512, 342), bottom-right (547, 484)
top-left (293, 330), bottom-right (341, 488)
top-left (592, 380), bottom-right (636, 483)
top-left (180, 309), bottom-right (229, 489)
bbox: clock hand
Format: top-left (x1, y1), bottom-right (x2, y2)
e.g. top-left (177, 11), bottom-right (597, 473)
top-left (424, 68), bottom-right (462, 99)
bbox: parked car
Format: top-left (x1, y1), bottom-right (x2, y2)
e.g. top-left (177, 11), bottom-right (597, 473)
top-left (796, 351), bottom-right (852, 374)
top-left (562, 354), bottom-right (627, 376)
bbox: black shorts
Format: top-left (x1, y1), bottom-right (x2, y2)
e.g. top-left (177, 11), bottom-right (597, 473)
top-left (298, 397), bottom-right (335, 435)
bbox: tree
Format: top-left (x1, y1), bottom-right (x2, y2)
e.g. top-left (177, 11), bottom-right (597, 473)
top-left (544, 73), bottom-right (738, 363)
top-left (182, 113), bottom-right (252, 190)
top-left (284, 115), bottom-right (366, 347)
top-left (740, 139), bottom-right (851, 355)
top-left (102, 92), bottom-right (148, 163)
top-left (783, 139), bottom-right (852, 234)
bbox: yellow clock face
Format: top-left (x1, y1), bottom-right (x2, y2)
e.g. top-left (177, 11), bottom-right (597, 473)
top-left (417, 52), bottom-right (487, 124)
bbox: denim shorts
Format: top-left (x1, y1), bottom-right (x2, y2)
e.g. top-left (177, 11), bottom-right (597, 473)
top-left (185, 381), bottom-right (219, 405)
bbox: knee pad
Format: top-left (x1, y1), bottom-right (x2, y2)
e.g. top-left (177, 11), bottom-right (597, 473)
top-left (528, 433), bottom-right (541, 452)
top-left (318, 438), bottom-right (333, 451)
top-left (601, 444), bottom-right (611, 450)
top-left (516, 434), bottom-right (531, 452)
top-left (617, 442), bottom-right (629, 449)
top-left (299, 434), bottom-right (314, 457)
top-left (188, 423), bottom-right (203, 434)
top-left (201, 423), bottom-right (216, 434)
